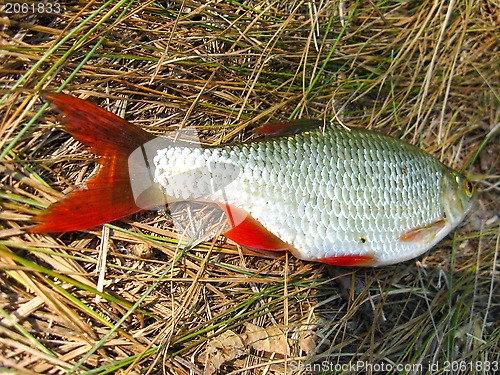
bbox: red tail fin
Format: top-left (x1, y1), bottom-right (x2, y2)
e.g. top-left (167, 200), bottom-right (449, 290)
top-left (30, 92), bottom-right (155, 233)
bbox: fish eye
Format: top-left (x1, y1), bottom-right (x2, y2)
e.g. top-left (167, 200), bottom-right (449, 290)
top-left (464, 178), bottom-right (474, 197)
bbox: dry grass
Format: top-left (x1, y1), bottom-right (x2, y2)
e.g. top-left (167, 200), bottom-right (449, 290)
top-left (0, 0), bottom-right (499, 374)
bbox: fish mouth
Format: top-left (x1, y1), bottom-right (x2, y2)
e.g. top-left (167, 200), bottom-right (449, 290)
top-left (440, 171), bottom-right (475, 228)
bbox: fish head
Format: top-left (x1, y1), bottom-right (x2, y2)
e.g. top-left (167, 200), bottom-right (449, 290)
top-left (441, 169), bottom-right (475, 227)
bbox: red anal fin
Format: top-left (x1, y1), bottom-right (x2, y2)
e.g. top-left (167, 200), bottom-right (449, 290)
top-left (217, 203), bottom-right (289, 251)
top-left (319, 254), bottom-right (377, 267)
top-left (400, 218), bottom-right (447, 243)
top-left (30, 92), bottom-right (155, 233)
top-left (254, 119), bottom-right (324, 138)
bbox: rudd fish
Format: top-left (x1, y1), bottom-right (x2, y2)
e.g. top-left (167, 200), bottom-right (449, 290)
top-left (30, 92), bottom-right (474, 266)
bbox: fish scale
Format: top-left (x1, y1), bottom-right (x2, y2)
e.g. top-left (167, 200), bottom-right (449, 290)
top-left (152, 125), bottom-right (471, 265)
top-left (32, 93), bottom-right (474, 266)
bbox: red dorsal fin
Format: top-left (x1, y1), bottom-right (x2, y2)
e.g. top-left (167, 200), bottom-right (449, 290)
top-left (30, 92), bottom-right (156, 233)
top-left (217, 203), bottom-right (290, 251)
top-left (254, 119), bottom-right (324, 138)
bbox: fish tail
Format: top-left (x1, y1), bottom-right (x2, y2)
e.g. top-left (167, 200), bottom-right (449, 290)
top-left (30, 92), bottom-right (155, 233)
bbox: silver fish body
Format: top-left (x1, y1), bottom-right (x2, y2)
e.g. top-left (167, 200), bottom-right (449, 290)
top-left (32, 93), bottom-right (473, 266)
top-left (152, 124), bottom-right (474, 266)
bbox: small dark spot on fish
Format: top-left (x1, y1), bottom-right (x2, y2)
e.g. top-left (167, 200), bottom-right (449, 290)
top-left (360, 237), bottom-right (367, 244)
top-left (401, 168), bottom-right (407, 175)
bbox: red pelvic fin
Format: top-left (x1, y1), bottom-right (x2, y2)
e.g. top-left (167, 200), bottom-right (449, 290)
top-left (319, 254), bottom-right (377, 267)
top-left (217, 203), bottom-right (290, 251)
top-left (30, 92), bottom-right (155, 233)
top-left (254, 119), bottom-right (323, 138)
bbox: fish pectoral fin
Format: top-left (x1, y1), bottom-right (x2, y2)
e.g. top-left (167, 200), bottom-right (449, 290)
top-left (400, 218), bottom-right (447, 243)
top-left (254, 119), bottom-right (324, 138)
top-left (217, 203), bottom-right (290, 251)
top-left (319, 254), bottom-right (377, 267)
